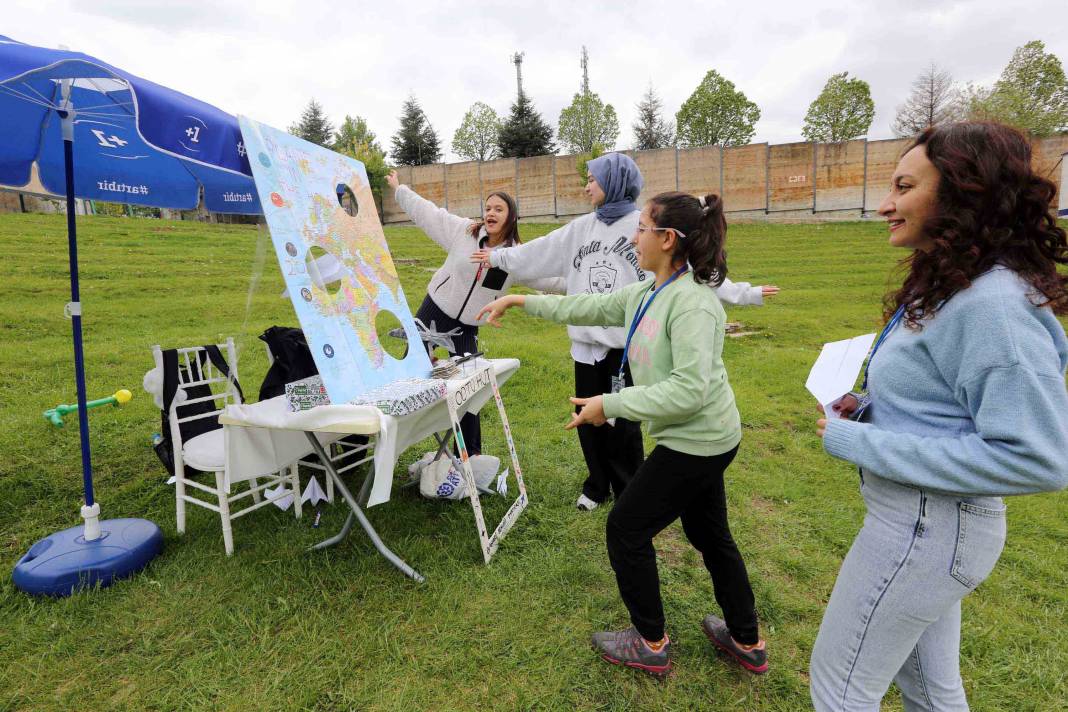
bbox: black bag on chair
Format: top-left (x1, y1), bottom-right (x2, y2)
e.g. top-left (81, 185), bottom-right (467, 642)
top-left (257, 326), bottom-right (318, 401)
top-left (256, 326), bottom-right (368, 459)
top-left (153, 345), bottom-right (244, 477)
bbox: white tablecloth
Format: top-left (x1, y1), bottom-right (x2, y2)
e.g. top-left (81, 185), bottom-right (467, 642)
top-left (221, 358), bottom-right (520, 507)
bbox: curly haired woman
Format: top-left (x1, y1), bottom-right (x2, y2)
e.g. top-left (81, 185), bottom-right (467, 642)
top-left (811, 122), bottom-right (1068, 711)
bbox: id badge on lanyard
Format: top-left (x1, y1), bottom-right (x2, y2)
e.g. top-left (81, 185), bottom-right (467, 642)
top-left (614, 265), bottom-right (689, 397)
top-left (854, 306), bottom-right (904, 421)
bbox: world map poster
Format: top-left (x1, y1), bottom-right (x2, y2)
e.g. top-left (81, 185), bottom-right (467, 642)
top-left (239, 116), bottom-right (431, 403)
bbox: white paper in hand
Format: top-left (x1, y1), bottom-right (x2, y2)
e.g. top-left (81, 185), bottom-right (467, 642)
top-left (806, 333), bottom-right (876, 416)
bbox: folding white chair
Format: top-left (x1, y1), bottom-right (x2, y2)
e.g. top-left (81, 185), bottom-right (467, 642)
top-left (262, 341), bottom-right (373, 503)
top-left (153, 338), bottom-right (301, 555)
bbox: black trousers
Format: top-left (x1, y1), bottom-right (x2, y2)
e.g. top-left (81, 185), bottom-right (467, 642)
top-left (606, 444), bottom-right (759, 644)
top-left (415, 295), bottom-right (481, 454)
top-left (573, 349), bottom-right (644, 502)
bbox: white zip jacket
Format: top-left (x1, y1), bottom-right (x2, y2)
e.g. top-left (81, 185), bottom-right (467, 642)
top-left (489, 210), bottom-right (765, 363)
top-left (396, 185), bottom-right (564, 326)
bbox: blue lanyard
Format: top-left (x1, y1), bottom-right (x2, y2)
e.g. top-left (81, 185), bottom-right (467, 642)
top-left (618, 265), bottom-right (689, 378)
top-left (862, 305), bottom-right (904, 390)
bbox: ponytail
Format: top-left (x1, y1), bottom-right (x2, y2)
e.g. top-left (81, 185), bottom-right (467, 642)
top-left (646, 191), bottom-right (728, 286)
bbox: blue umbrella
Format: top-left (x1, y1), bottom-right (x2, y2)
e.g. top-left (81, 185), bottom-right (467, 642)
top-left (0, 35), bottom-right (262, 596)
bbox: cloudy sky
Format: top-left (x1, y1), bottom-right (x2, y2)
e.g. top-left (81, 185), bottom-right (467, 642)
top-left (7, 0), bottom-right (1067, 161)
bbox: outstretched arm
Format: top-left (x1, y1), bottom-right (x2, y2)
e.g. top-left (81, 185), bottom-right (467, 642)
top-left (390, 170), bottom-right (471, 251)
top-left (714, 277), bottom-right (780, 306)
top-left (471, 219), bottom-right (579, 280)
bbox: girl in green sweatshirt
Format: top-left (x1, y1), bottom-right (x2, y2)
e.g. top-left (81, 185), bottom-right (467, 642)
top-left (477, 192), bottom-right (766, 678)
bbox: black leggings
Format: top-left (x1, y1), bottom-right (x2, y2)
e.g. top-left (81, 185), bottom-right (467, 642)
top-left (573, 349), bottom-right (644, 502)
top-left (606, 444), bottom-right (759, 644)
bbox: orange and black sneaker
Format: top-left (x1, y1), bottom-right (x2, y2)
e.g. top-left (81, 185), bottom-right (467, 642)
top-left (591, 627), bottom-right (672, 678)
top-left (701, 615), bottom-right (768, 674)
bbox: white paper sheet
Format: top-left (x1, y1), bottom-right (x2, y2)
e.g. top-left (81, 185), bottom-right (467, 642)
top-left (806, 333), bottom-right (876, 415)
top-left (301, 476), bottom-right (328, 506)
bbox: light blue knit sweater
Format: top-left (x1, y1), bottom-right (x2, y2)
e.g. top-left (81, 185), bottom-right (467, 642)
top-left (823, 266), bottom-right (1068, 496)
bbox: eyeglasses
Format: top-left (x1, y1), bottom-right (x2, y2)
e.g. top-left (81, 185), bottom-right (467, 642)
top-left (636, 225), bottom-right (687, 239)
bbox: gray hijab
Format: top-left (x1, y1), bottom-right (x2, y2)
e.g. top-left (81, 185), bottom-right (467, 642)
top-left (588, 153), bottom-right (643, 225)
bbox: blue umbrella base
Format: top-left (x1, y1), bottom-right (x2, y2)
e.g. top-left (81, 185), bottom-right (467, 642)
top-left (12, 518), bottom-right (162, 597)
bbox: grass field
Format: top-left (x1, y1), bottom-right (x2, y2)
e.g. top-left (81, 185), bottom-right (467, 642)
top-left (0, 212), bottom-right (1066, 711)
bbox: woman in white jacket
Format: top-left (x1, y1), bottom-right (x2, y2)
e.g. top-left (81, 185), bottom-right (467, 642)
top-left (386, 170), bottom-right (562, 454)
top-left (472, 153), bottom-right (778, 510)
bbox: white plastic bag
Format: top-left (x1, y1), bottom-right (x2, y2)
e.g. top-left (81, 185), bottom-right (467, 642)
top-left (414, 453), bottom-right (500, 500)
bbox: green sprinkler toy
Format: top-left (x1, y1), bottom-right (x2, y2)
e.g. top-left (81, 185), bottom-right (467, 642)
top-left (45, 389), bottom-right (132, 427)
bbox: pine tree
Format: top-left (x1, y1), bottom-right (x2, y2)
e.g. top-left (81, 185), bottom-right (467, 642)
top-left (632, 84), bottom-right (675, 150)
top-left (390, 96), bottom-right (441, 166)
top-left (497, 91), bottom-right (555, 158)
top-left (288, 99), bottom-right (334, 147)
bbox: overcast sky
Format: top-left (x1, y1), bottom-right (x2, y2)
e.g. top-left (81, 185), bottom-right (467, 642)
top-left (7, 0), bottom-right (1067, 162)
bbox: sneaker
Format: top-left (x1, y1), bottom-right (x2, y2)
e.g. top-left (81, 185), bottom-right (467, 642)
top-left (576, 494), bottom-right (600, 511)
top-left (591, 627), bottom-right (672, 678)
top-left (701, 614), bottom-right (768, 674)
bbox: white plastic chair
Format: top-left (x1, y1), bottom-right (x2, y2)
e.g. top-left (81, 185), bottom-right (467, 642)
top-left (153, 338), bottom-right (301, 555)
top-left (262, 341), bottom-right (374, 503)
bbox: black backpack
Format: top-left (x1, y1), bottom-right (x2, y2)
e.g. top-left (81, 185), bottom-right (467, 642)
top-left (255, 326), bottom-right (368, 456)
top-left (153, 345), bottom-right (244, 477)
top-left (257, 326), bottom-right (319, 401)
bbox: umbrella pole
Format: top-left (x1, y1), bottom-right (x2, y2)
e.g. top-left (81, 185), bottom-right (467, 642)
top-left (59, 107), bottom-right (100, 541)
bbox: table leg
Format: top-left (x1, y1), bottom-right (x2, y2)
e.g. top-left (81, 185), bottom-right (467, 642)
top-left (433, 431), bottom-right (452, 460)
top-left (304, 432), bottom-right (425, 583)
top-left (308, 511), bottom-right (354, 549)
top-left (357, 468), bottom-right (373, 506)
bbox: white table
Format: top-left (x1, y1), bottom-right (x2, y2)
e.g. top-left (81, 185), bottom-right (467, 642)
top-left (219, 358), bottom-right (521, 580)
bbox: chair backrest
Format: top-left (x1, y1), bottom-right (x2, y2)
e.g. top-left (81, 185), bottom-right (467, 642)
top-left (151, 338), bottom-right (242, 452)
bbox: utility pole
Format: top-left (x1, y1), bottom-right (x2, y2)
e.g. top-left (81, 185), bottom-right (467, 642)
top-left (580, 46), bottom-right (589, 95)
top-left (511, 52), bottom-right (525, 98)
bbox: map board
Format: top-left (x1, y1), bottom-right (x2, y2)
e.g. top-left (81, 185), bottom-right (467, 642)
top-left (239, 116), bottom-right (431, 403)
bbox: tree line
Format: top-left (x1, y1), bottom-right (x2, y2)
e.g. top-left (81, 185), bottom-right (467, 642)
top-left (288, 40), bottom-right (1067, 201)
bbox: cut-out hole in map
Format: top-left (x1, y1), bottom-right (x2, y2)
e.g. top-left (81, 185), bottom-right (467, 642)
top-left (336, 183), bottom-right (359, 217)
top-left (239, 116), bottom-right (431, 403)
top-left (374, 309), bottom-right (407, 360)
top-left (305, 245), bottom-right (342, 294)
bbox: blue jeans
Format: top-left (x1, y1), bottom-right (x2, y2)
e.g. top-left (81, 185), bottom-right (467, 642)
top-left (810, 472), bottom-right (1006, 711)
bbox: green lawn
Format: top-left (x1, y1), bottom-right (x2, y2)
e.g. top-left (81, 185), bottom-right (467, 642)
top-left (0, 213), bottom-right (1065, 711)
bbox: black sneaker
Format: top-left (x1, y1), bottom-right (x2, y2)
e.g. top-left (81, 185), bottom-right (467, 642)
top-left (701, 615), bottom-right (768, 674)
top-left (591, 627), bottom-right (672, 678)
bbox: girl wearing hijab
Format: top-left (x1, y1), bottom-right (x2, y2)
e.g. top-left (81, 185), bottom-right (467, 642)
top-left (473, 153), bottom-right (649, 509)
top-left (473, 153), bottom-right (779, 510)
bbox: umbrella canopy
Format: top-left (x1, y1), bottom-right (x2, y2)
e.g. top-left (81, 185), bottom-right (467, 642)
top-left (0, 35), bottom-right (261, 214)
